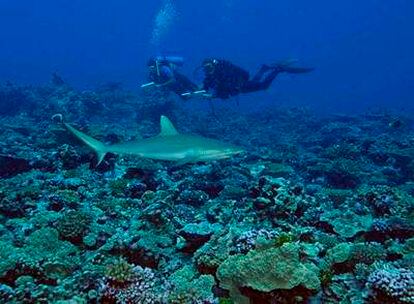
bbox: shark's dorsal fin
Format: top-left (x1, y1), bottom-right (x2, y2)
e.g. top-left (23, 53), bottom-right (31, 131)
top-left (159, 115), bottom-right (179, 136)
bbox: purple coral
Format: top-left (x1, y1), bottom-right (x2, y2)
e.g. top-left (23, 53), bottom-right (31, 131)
top-left (367, 268), bottom-right (414, 303)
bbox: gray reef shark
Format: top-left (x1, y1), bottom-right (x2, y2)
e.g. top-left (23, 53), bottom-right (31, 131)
top-left (63, 116), bottom-right (243, 166)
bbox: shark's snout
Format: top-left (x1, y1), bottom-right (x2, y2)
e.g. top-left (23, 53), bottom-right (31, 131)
top-left (224, 144), bottom-right (244, 156)
top-left (231, 146), bottom-right (244, 155)
top-left (207, 146), bottom-right (244, 160)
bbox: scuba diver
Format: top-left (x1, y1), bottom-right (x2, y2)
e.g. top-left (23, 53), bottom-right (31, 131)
top-left (142, 56), bottom-right (202, 100)
top-left (200, 58), bottom-right (314, 100)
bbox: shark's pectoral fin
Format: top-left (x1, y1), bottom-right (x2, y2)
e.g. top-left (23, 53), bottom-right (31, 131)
top-left (96, 151), bottom-right (107, 167)
top-left (159, 116), bottom-right (179, 136)
top-left (174, 156), bottom-right (199, 166)
top-left (174, 158), bottom-right (193, 167)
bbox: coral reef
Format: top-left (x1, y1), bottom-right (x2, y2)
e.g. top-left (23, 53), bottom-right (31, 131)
top-left (217, 243), bottom-right (320, 304)
top-left (0, 82), bottom-right (412, 303)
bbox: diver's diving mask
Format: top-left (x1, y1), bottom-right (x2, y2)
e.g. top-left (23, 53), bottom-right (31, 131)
top-left (203, 59), bottom-right (218, 74)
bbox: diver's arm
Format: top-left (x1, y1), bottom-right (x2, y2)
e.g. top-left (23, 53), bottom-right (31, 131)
top-left (141, 78), bottom-right (175, 88)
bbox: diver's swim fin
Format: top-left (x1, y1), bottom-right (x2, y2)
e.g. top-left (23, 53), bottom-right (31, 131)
top-left (278, 66), bottom-right (315, 74)
top-left (272, 64), bottom-right (314, 74)
top-left (270, 60), bottom-right (314, 74)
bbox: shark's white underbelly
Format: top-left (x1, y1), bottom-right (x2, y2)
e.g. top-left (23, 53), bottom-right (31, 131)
top-left (110, 146), bottom-right (191, 161)
top-left (136, 151), bottom-right (189, 161)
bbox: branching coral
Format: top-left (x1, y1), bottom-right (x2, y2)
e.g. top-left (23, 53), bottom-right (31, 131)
top-left (56, 210), bottom-right (92, 243)
top-left (367, 267), bottom-right (414, 303)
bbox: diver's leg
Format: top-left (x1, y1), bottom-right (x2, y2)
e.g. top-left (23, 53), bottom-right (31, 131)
top-left (257, 63), bottom-right (314, 90)
top-left (251, 64), bottom-right (272, 82)
top-left (241, 68), bottom-right (281, 93)
top-left (242, 63), bottom-right (314, 94)
top-left (260, 68), bottom-right (282, 89)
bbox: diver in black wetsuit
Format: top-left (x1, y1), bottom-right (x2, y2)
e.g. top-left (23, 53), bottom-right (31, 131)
top-left (145, 56), bottom-right (199, 99)
top-left (201, 58), bottom-right (314, 99)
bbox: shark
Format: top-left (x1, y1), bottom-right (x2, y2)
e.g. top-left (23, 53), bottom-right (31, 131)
top-left (62, 115), bottom-right (243, 166)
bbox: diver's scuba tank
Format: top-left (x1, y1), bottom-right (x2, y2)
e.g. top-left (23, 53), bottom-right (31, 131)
top-left (154, 56), bottom-right (184, 78)
top-left (142, 56), bottom-right (183, 88)
top-left (155, 56), bottom-right (184, 66)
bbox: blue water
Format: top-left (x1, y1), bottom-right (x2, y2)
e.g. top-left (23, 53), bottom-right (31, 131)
top-left (1, 2), bottom-right (414, 303)
top-left (0, 0), bottom-right (413, 112)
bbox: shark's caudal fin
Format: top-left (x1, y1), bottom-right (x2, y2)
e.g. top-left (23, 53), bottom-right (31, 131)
top-left (63, 123), bottom-right (107, 166)
top-left (159, 115), bottom-right (179, 136)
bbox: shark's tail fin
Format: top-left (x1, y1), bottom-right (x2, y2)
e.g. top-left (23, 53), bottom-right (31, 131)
top-left (63, 123), bottom-right (107, 166)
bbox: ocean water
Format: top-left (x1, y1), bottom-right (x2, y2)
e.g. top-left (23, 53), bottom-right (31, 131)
top-left (0, 1), bottom-right (413, 303)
